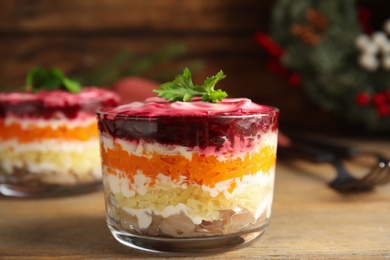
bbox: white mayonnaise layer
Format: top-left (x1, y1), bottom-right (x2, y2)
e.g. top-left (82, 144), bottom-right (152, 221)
top-left (99, 130), bottom-right (277, 161)
top-left (105, 167), bottom-right (274, 198)
top-left (123, 203), bottom-right (203, 229)
top-left (0, 138), bottom-right (99, 153)
top-left (99, 133), bottom-right (193, 160)
top-left (105, 166), bottom-right (189, 198)
top-left (105, 167), bottom-right (275, 227)
top-left (100, 98), bottom-right (277, 117)
top-left (3, 114), bottom-right (97, 130)
top-left (201, 167), bottom-right (275, 198)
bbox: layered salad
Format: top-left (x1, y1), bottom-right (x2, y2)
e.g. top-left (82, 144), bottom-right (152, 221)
top-left (98, 69), bottom-right (279, 239)
top-left (0, 68), bottom-right (120, 195)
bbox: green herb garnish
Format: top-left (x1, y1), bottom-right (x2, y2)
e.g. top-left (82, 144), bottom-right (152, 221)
top-left (25, 67), bottom-right (81, 93)
top-left (153, 68), bottom-right (228, 102)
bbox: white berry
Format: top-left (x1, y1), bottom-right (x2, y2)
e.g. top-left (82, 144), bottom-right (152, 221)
top-left (364, 42), bottom-right (379, 55)
top-left (359, 54), bottom-right (379, 71)
top-left (382, 55), bottom-right (390, 70)
top-left (381, 42), bottom-right (390, 54)
top-left (372, 32), bottom-right (388, 48)
top-left (355, 34), bottom-right (371, 51)
top-left (384, 19), bottom-right (390, 35)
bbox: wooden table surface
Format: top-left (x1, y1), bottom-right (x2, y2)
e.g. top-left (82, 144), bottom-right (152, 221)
top-left (1, 139), bottom-right (390, 259)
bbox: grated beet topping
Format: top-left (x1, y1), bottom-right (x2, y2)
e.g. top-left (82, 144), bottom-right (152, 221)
top-left (98, 112), bottom-right (279, 150)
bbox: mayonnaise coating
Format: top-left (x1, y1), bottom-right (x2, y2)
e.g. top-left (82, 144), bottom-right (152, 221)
top-left (99, 98), bottom-right (277, 117)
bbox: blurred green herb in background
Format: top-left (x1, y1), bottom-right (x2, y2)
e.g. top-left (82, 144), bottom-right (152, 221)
top-left (0, 42), bottom-right (204, 93)
top-left (25, 67), bottom-right (81, 93)
top-left (77, 42), bottom-right (204, 86)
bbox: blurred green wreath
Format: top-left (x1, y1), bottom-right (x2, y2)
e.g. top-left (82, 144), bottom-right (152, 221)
top-left (256, 0), bottom-right (390, 134)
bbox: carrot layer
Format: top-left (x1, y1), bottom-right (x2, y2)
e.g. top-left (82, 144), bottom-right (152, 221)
top-left (0, 120), bottom-right (98, 143)
top-left (101, 142), bottom-right (276, 187)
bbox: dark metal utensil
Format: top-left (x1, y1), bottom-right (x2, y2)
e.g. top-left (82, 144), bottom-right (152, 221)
top-left (278, 134), bottom-right (390, 192)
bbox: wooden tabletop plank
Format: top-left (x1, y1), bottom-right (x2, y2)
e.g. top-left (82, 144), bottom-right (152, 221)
top-left (1, 141), bottom-right (390, 259)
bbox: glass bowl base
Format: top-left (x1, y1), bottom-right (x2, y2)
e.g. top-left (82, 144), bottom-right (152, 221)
top-left (0, 182), bottom-right (102, 198)
top-left (108, 222), bottom-right (268, 256)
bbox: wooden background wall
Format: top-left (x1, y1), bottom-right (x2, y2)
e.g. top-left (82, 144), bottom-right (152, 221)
top-left (0, 0), bottom-right (387, 135)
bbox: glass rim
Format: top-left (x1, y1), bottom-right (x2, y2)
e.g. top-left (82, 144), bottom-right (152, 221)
top-left (96, 106), bottom-right (279, 120)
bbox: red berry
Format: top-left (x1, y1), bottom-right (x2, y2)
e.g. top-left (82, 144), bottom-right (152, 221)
top-left (267, 60), bottom-right (289, 76)
top-left (385, 90), bottom-right (390, 101)
top-left (255, 32), bottom-right (284, 59)
top-left (373, 92), bottom-right (387, 106)
top-left (377, 104), bottom-right (390, 117)
top-left (255, 32), bottom-right (272, 49)
top-left (288, 73), bottom-right (302, 87)
top-left (355, 92), bottom-right (371, 106)
top-left (268, 45), bottom-right (284, 59)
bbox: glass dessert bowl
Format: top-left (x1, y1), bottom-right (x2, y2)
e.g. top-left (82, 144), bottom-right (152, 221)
top-left (97, 97), bottom-right (279, 254)
top-left (0, 87), bottom-right (120, 197)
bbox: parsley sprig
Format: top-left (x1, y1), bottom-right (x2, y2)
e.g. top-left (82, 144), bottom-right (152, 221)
top-left (153, 68), bottom-right (228, 102)
top-left (25, 67), bottom-right (81, 93)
